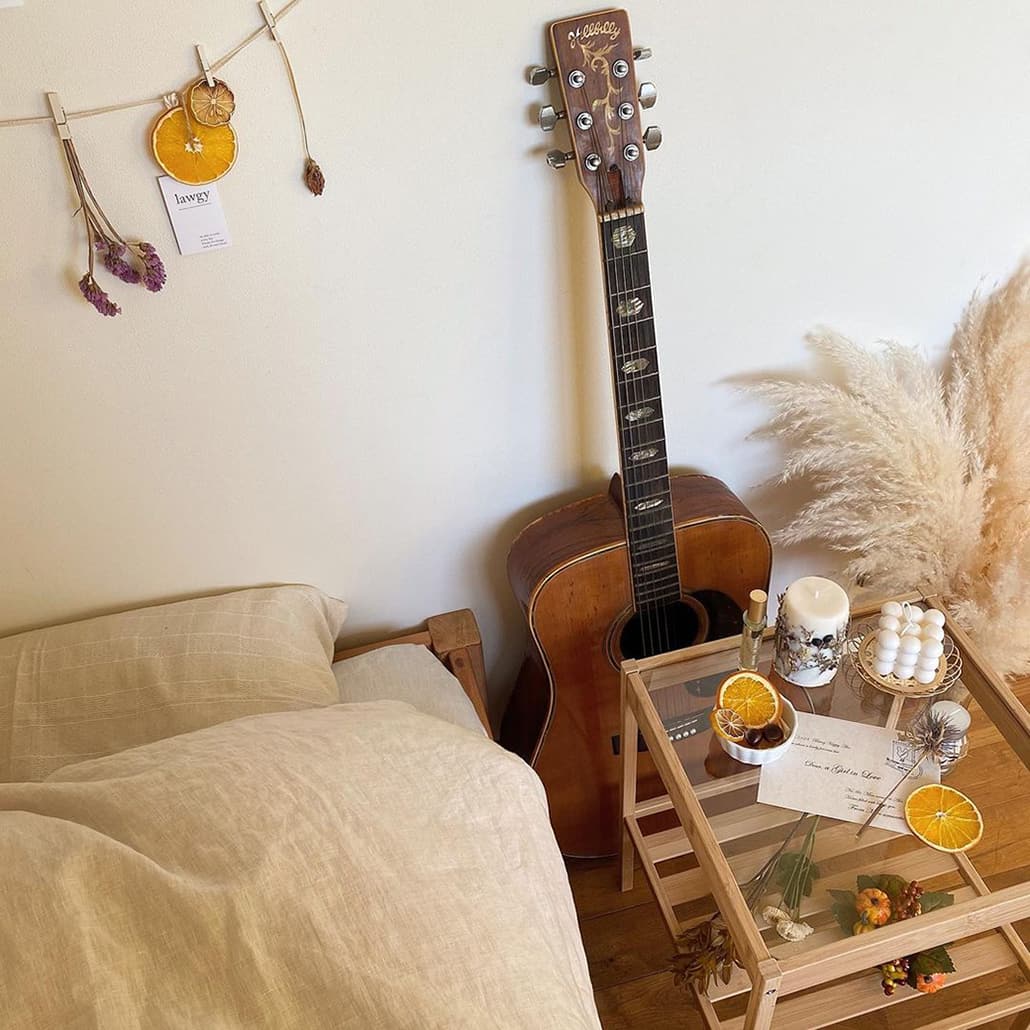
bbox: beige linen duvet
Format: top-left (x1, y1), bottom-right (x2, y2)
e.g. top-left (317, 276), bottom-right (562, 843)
top-left (0, 701), bottom-right (600, 1029)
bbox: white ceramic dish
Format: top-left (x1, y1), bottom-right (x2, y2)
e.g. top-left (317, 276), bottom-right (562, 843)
top-left (717, 695), bottom-right (797, 766)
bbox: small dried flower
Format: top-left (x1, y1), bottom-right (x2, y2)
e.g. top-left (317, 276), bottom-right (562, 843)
top-left (137, 243), bottom-right (166, 293)
top-left (78, 273), bottom-right (120, 317)
top-left (102, 242), bottom-right (142, 285)
top-left (762, 905), bottom-right (814, 942)
top-left (304, 158), bottom-right (325, 196)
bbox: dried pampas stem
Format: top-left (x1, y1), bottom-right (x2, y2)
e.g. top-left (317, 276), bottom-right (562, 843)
top-left (746, 263), bottom-right (1030, 676)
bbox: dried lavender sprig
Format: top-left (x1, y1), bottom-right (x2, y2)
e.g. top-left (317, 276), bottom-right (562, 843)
top-left (78, 273), bottom-right (120, 317)
top-left (136, 242), bottom-right (166, 293)
top-left (96, 239), bottom-right (142, 284)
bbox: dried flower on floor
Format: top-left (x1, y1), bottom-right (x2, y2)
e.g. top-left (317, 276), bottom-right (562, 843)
top-left (671, 916), bottom-right (738, 994)
top-left (58, 135), bottom-right (167, 316)
top-left (745, 265), bottom-right (1030, 675)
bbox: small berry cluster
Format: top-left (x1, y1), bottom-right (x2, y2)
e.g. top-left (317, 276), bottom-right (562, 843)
top-left (877, 881), bottom-right (941, 996)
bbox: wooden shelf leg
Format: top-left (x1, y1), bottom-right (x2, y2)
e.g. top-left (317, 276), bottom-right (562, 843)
top-left (620, 666), bottom-right (639, 892)
top-left (742, 960), bottom-right (781, 1030)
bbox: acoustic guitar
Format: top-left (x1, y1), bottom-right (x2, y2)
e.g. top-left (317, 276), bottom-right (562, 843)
top-left (501, 8), bottom-right (772, 857)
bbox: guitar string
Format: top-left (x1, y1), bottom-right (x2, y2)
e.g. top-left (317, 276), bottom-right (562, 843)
top-left (626, 204), bottom-right (669, 655)
top-left (583, 95), bottom-right (656, 659)
top-left (615, 147), bottom-right (662, 655)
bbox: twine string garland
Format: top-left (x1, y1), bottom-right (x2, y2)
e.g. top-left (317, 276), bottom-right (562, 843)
top-left (0, 0), bottom-right (305, 130)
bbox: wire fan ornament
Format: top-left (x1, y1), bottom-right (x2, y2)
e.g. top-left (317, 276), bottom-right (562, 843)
top-left (846, 618), bottom-right (962, 699)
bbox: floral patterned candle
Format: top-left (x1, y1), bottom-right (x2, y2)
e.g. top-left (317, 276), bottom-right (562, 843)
top-left (774, 576), bottom-right (851, 686)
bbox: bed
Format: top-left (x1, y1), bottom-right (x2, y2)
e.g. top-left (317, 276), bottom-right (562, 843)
top-left (0, 586), bottom-right (601, 1029)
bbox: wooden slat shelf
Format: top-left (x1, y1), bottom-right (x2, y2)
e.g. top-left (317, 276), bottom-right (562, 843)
top-left (722, 933), bottom-right (1015, 1030)
top-left (619, 594), bottom-right (1030, 1029)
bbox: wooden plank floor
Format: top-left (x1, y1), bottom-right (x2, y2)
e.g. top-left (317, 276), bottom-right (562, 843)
top-left (566, 678), bottom-right (1030, 1029)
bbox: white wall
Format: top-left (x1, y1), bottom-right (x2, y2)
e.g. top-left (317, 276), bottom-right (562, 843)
top-left (2, 2), bottom-right (1029, 710)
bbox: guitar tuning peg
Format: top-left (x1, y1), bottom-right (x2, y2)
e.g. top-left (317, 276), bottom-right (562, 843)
top-left (643, 126), bottom-right (662, 151)
top-left (633, 46), bottom-right (652, 61)
top-left (638, 82), bottom-right (657, 110)
top-left (546, 149), bottom-right (574, 169)
top-left (528, 65), bottom-right (556, 86)
top-left (538, 105), bottom-right (566, 132)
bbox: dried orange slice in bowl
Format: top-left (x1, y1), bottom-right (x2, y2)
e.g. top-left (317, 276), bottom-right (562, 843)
top-left (710, 707), bottom-right (746, 743)
top-left (716, 671), bottom-right (782, 729)
top-left (189, 78), bottom-right (236, 126)
top-left (904, 784), bottom-right (983, 853)
top-left (152, 107), bottom-right (237, 185)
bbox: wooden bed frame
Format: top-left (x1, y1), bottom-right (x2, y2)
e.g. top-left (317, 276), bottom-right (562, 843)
top-left (333, 608), bottom-right (492, 737)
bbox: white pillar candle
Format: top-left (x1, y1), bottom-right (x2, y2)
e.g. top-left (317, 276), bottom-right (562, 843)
top-left (930, 699), bottom-right (971, 735)
top-left (774, 577), bottom-right (850, 686)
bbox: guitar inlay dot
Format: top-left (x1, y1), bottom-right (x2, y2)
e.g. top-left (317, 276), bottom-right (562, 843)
top-left (612, 225), bottom-right (637, 249)
top-left (621, 358), bottom-right (650, 374)
top-left (625, 406), bottom-right (654, 423)
top-left (630, 447), bottom-right (658, 461)
top-left (633, 498), bottom-right (665, 511)
top-left (616, 297), bottom-right (645, 319)
top-left (641, 559), bottom-right (670, 571)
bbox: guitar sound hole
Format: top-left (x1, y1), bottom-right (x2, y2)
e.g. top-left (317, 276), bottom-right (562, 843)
top-left (609, 590), bottom-right (743, 665)
top-left (618, 600), bottom-right (705, 661)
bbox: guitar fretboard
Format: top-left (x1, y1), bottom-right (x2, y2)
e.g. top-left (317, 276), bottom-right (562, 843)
top-left (598, 206), bottom-right (680, 613)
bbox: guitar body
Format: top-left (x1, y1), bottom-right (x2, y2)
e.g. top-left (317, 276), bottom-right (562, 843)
top-left (502, 473), bottom-right (771, 857)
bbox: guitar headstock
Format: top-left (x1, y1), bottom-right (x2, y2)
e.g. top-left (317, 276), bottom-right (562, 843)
top-left (530, 9), bottom-right (660, 214)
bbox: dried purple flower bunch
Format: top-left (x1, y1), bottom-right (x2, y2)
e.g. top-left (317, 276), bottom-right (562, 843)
top-left (61, 136), bottom-right (167, 316)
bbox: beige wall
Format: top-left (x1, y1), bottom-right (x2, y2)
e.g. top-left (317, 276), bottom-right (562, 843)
top-left (2, 2), bottom-right (1029, 705)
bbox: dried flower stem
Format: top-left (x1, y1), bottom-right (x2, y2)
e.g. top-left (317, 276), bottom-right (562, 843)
top-left (55, 132), bottom-right (166, 315)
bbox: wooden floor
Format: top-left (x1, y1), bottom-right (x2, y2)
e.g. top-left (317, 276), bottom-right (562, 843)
top-left (566, 677), bottom-right (1030, 1030)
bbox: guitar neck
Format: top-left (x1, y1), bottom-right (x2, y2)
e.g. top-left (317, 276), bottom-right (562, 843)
top-left (598, 205), bottom-right (681, 611)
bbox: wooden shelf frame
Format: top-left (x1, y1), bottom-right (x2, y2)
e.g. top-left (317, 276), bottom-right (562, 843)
top-left (619, 595), bottom-right (1030, 1029)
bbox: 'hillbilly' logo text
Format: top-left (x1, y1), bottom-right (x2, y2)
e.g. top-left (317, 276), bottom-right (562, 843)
top-left (567, 18), bottom-right (620, 48)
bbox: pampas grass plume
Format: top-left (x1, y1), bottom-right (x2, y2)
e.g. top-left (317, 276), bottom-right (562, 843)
top-left (748, 263), bottom-right (1030, 676)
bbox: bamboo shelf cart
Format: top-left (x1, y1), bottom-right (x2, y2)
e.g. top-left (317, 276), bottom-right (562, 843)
top-left (620, 596), bottom-right (1030, 1029)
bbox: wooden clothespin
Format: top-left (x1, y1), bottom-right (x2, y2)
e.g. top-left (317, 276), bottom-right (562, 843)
top-left (258, 1), bottom-right (281, 43)
top-left (46, 91), bottom-right (72, 140)
top-left (196, 44), bottom-right (215, 86)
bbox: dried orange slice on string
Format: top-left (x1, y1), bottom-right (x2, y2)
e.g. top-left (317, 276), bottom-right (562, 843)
top-left (189, 79), bottom-right (236, 126)
top-left (716, 672), bottom-right (782, 729)
top-left (904, 784), bottom-right (983, 853)
top-left (152, 107), bottom-right (238, 185)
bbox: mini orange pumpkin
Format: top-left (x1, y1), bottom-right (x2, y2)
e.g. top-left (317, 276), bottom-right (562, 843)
top-left (914, 972), bottom-right (946, 994)
top-left (855, 887), bottom-right (892, 926)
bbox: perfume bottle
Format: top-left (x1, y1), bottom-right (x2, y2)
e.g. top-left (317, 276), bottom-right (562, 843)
top-left (738, 589), bottom-right (768, 671)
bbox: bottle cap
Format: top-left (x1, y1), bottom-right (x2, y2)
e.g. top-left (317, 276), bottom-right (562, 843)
top-left (747, 589), bottom-right (768, 624)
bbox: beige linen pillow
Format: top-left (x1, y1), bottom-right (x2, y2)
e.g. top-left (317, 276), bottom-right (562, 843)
top-left (0, 584), bottom-right (347, 782)
top-left (332, 644), bottom-right (485, 735)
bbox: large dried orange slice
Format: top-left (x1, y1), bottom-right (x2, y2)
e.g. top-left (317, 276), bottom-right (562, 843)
top-left (904, 784), bottom-right (983, 853)
top-left (716, 672), bottom-right (781, 729)
top-left (152, 107), bottom-right (237, 185)
top-left (189, 78), bottom-right (236, 126)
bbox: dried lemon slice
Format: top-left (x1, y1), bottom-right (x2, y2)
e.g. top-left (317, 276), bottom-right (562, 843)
top-left (152, 107), bottom-right (237, 185)
top-left (189, 78), bottom-right (236, 126)
top-left (716, 672), bottom-right (782, 729)
top-left (904, 784), bottom-right (983, 853)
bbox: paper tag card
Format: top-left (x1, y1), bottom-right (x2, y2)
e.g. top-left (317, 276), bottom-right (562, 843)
top-left (757, 712), bottom-right (939, 834)
top-left (157, 175), bottom-right (231, 256)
